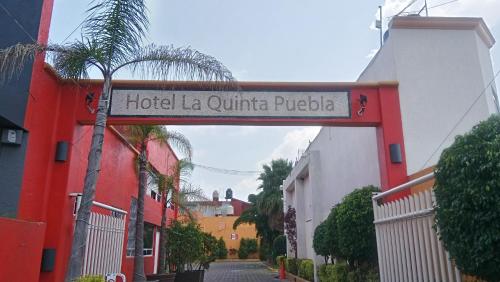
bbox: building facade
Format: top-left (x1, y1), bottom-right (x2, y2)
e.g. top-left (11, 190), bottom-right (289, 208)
top-left (283, 16), bottom-right (498, 275)
top-left (0, 2), bottom-right (180, 281)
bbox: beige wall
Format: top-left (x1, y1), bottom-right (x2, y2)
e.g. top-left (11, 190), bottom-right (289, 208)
top-left (198, 216), bottom-right (258, 259)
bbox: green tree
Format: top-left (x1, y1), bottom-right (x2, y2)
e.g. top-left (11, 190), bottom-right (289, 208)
top-left (234, 159), bottom-right (292, 261)
top-left (434, 115), bottom-right (500, 281)
top-left (166, 221), bottom-right (204, 273)
top-left (0, 1), bottom-right (232, 280)
top-left (126, 125), bottom-right (192, 280)
top-left (215, 237), bottom-right (228, 259)
top-left (324, 206), bottom-right (340, 263)
top-left (157, 159), bottom-right (207, 274)
top-left (335, 186), bottom-right (379, 267)
top-left (256, 159), bottom-right (293, 231)
top-left (313, 221), bottom-right (330, 264)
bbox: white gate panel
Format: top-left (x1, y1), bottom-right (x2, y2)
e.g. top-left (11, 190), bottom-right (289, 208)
top-left (373, 174), bottom-right (462, 282)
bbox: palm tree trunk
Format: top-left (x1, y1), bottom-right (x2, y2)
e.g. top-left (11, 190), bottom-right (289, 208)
top-left (66, 75), bottom-right (112, 281)
top-left (134, 145), bottom-right (148, 281)
top-left (158, 194), bottom-right (168, 274)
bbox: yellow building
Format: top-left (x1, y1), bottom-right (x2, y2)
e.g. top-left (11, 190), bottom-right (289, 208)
top-left (198, 216), bottom-right (258, 259)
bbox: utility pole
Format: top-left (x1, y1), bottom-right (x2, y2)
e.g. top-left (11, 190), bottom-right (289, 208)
top-left (424, 0), bottom-right (429, 16)
top-left (377, 5), bottom-right (383, 48)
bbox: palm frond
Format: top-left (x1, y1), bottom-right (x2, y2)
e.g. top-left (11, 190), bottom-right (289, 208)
top-left (51, 39), bottom-right (106, 79)
top-left (162, 128), bottom-right (193, 160)
top-left (0, 43), bottom-right (44, 82)
top-left (83, 0), bottom-right (148, 67)
top-left (115, 44), bottom-right (234, 84)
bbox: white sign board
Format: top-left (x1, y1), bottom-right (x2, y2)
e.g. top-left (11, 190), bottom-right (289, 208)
top-left (110, 89), bottom-right (351, 119)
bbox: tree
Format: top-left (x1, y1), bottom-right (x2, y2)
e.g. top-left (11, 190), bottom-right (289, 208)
top-left (215, 237), bottom-right (228, 259)
top-left (256, 159), bottom-right (292, 232)
top-left (335, 186), bottom-right (379, 267)
top-left (166, 221), bottom-right (204, 273)
top-left (284, 206), bottom-right (297, 258)
top-left (234, 159), bottom-right (292, 261)
top-left (126, 125), bottom-right (192, 280)
top-left (313, 221), bottom-right (330, 264)
top-left (434, 115), bottom-right (500, 281)
top-left (157, 159), bottom-right (204, 274)
top-left (324, 205), bottom-right (340, 263)
top-left (0, 1), bottom-right (233, 279)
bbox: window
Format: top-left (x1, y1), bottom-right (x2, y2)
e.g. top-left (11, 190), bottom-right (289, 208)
top-left (147, 171), bottom-right (161, 202)
top-left (143, 223), bottom-right (155, 256)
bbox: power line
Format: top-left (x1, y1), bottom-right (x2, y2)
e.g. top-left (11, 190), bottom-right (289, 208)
top-left (192, 163), bottom-right (260, 175)
top-left (0, 2), bottom-right (36, 42)
top-left (420, 69), bottom-right (500, 170)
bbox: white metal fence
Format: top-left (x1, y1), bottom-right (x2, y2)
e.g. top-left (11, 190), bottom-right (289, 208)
top-left (372, 173), bottom-right (462, 282)
top-left (81, 203), bottom-right (127, 276)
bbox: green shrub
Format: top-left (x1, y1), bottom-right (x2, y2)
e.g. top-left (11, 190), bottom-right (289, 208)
top-left (346, 267), bottom-right (379, 282)
top-left (335, 186), bottom-right (379, 266)
top-left (318, 263), bottom-right (349, 282)
top-left (331, 263), bottom-right (349, 282)
top-left (216, 237), bottom-right (228, 259)
top-left (238, 238), bottom-right (258, 259)
top-left (166, 221), bottom-right (204, 272)
top-left (286, 258), bottom-right (299, 275)
top-left (273, 235), bottom-right (287, 257)
top-left (434, 115), bottom-right (500, 281)
top-left (298, 259), bottom-right (314, 281)
top-left (75, 276), bottom-right (104, 282)
top-left (313, 221), bottom-right (330, 263)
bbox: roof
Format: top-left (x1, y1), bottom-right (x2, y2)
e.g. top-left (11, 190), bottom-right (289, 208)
top-left (389, 16), bottom-right (496, 48)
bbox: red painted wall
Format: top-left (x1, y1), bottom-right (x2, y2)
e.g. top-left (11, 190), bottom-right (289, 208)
top-left (0, 218), bottom-right (46, 282)
top-left (16, 63), bottom-right (178, 282)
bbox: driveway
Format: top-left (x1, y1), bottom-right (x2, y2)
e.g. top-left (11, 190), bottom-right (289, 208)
top-left (204, 261), bottom-right (283, 282)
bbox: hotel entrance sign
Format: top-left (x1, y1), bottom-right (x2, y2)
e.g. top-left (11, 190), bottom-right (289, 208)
top-left (110, 89), bottom-right (351, 119)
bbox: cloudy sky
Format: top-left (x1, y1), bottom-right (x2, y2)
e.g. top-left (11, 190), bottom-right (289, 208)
top-left (49, 0), bottom-right (500, 200)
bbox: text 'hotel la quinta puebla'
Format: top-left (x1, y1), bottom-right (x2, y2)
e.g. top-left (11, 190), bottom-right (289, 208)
top-left (110, 90), bottom-right (351, 118)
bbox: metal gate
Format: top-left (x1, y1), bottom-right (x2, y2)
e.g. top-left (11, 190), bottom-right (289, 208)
top-left (372, 173), bottom-right (462, 282)
top-left (81, 202), bottom-right (127, 276)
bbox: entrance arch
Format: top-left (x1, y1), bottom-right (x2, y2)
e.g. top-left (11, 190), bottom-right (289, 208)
top-left (75, 80), bottom-right (407, 191)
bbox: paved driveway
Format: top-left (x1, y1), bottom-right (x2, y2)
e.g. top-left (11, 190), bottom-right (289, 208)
top-left (204, 261), bottom-right (282, 282)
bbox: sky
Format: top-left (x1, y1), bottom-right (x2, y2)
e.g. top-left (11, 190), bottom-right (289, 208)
top-left (48, 0), bottom-right (500, 201)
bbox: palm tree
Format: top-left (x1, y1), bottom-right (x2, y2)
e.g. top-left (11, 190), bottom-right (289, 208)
top-left (126, 125), bottom-right (192, 281)
top-left (255, 159), bottom-right (292, 231)
top-left (0, 1), bottom-right (233, 280)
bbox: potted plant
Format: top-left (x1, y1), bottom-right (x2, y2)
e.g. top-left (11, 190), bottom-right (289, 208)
top-left (166, 221), bottom-right (217, 282)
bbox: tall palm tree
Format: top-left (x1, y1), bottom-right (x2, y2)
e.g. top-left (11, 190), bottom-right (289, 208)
top-left (256, 159), bottom-right (292, 231)
top-left (0, 1), bottom-right (233, 280)
top-left (126, 125), bottom-right (192, 281)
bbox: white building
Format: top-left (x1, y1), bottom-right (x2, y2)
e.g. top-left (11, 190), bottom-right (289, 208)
top-left (283, 16), bottom-right (498, 281)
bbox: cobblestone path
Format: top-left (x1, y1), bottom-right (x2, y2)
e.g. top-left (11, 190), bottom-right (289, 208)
top-left (204, 261), bottom-right (283, 282)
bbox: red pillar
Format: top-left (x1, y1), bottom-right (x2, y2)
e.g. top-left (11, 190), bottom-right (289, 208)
top-left (376, 85), bottom-right (408, 191)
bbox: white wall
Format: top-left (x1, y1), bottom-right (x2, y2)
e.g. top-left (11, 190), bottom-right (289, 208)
top-left (283, 127), bottom-right (381, 263)
top-left (358, 17), bottom-right (498, 174)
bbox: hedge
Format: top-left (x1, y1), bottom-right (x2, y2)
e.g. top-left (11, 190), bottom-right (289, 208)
top-left (75, 276), bottom-right (104, 282)
top-left (298, 259), bottom-right (314, 281)
top-left (318, 263), bottom-right (348, 282)
top-left (434, 115), bottom-right (500, 281)
top-left (238, 238), bottom-right (258, 259)
top-left (286, 258), bottom-right (299, 275)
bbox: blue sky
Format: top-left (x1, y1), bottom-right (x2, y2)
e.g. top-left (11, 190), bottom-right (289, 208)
top-left (49, 0), bottom-right (500, 200)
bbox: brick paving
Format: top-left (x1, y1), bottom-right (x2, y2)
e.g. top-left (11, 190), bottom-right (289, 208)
top-left (204, 261), bottom-right (283, 282)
